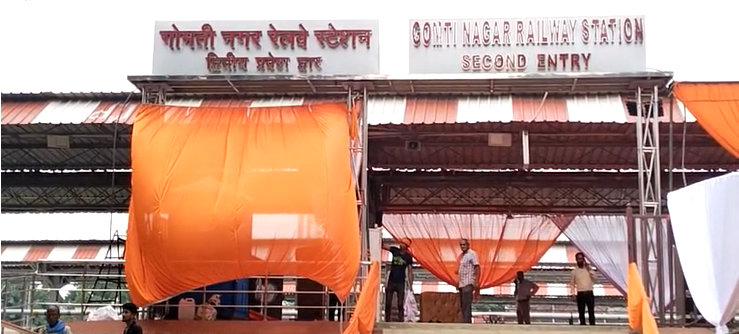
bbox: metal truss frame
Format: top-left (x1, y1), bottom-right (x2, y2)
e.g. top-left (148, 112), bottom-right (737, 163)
top-left (374, 171), bottom-right (722, 214)
top-left (343, 84), bottom-right (370, 260)
top-left (635, 86), bottom-right (665, 313)
top-left (1, 185), bottom-right (130, 212)
top-left (636, 85), bottom-right (663, 217)
top-left (1, 170), bottom-right (725, 213)
top-left (369, 135), bottom-right (732, 171)
top-left (630, 85), bottom-right (684, 326)
top-left (381, 185), bottom-right (635, 213)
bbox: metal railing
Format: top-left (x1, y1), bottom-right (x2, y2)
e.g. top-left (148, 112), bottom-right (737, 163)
top-left (1, 260), bottom-right (373, 327)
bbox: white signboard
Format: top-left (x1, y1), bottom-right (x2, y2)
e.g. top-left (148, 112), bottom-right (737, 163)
top-left (408, 16), bottom-right (646, 74)
top-left (153, 20), bottom-right (380, 76)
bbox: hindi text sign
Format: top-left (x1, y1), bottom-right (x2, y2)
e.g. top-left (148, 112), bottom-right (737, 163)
top-left (153, 20), bottom-right (379, 76)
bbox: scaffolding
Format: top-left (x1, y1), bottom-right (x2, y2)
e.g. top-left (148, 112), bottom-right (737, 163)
top-left (84, 231), bottom-right (126, 314)
top-left (630, 85), bottom-right (683, 326)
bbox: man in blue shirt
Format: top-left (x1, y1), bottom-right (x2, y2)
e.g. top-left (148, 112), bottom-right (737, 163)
top-left (383, 240), bottom-right (414, 322)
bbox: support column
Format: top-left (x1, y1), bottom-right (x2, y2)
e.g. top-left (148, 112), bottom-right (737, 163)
top-left (635, 85), bottom-right (662, 217)
top-left (634, 85), bottom-right (671, 324)
top-left (359, 87), bottom-right (370, 259)
top-left (345, 82), bottom-right (370, 260)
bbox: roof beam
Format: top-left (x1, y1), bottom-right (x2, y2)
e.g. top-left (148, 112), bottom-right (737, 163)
top-left (0, 170), bottom-right (726, 189)
top-left (374, 170), bottom-right (725, 188)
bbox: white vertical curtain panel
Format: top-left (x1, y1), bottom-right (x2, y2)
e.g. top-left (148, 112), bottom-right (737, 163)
top-left (563, 215), bottom-right (674, 308)
top-left (668, 172), bottom-right (739, 334)
top-left (561, 215), bottom-right (629, 295)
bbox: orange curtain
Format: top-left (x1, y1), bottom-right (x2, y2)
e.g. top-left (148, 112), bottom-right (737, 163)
top-left (627, 263), bottom-right (660, 334)
top-left (383, 214), bottom-right (568, 288)
top-left (673, 82), bottom-right (739, 158)
top-left (126, 103), bottom-right (360, 306)
top-left (342, 262), bottom-right (379, 334)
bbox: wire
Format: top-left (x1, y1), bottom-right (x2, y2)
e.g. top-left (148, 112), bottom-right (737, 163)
top-left (108, 91), bottom-right (137, 240)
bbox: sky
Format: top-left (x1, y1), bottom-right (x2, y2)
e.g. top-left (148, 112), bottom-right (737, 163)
top-left (0, 212), bottom-right (571, 242)
top-left (1, 0), bottom-right (736, 93)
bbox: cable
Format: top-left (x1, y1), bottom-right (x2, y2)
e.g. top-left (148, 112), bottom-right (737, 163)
top-left (108, 91), bottom-right (137, 240)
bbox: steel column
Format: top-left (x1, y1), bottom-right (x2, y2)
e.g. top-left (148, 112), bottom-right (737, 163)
top-left (635, 85), bottom-right (663, 216)
top-left (634, 85), bottom-right (675, 325)
top-left (359, 88), bottom-right (370, 259)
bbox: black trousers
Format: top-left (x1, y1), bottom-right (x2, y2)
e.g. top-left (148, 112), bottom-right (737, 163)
top-left (327, 293), bottom-right (346, 321)
top-left (576, 290), bottom-right (596, 325)
top-left (384, 281), bottom-right (405, 322)
top-left (516, 299), bottom-right (531, 324)
top-left (459, 284), bottom-right (474, 323)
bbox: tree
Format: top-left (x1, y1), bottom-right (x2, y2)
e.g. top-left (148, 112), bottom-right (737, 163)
top-left (1, 279), bottom-right (50, 327)
top-left (63, 282), bottom-right (131, 306)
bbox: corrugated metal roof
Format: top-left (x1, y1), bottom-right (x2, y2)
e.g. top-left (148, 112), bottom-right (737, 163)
top-left (73, 246), bottom-right (103, 259)
top-left (565, 95), bottom-right (627, 123)
top-left (367, 97), bottom-right (407, 125)
top-left (0, 95), bottom-right (696, 126)
top-left (23, 246), bottom-right (52, 261)
top-left (2, 244), bottom-right (112, 262)
top-left (512, 96), bottom-right (567, 122)
top-left (457, 96), bottom-right (514, 123)
top-left (1, 101), bottom-right (50, 124)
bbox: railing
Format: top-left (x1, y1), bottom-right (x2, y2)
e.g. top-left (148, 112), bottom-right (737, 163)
top-left (1, 260), bottom-right (373, 327)
top-left (1, 319), bottom-right (37, 334)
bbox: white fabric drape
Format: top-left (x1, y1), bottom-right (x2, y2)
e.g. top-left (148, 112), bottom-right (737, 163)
top-left (562, 215), bottom-right (674, 309)
top-left (668, 172), bottom-right (739, 334)
top-left (561, 215), bottom-right (628, 294)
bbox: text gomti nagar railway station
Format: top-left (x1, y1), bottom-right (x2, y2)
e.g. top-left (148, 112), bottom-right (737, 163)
top-left (152, 17), bottom-right (645, 77)
top-left (410, 17), bottom-right (644, 74)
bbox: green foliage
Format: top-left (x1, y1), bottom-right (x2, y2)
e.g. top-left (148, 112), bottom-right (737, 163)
top-left (1, 279), bottom-right (130, 326)
top-left (62, 282), bottom-right (131, 305)
top-left (1, 279), bottom-right (50, 327)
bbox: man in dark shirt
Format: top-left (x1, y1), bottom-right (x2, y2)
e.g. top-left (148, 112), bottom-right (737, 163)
top-left (382, 239), bottom-right (413, 322)
top-left (513, 271), bottom-right (539, 325)
top-left (121, 303), bottom-right (143, 334)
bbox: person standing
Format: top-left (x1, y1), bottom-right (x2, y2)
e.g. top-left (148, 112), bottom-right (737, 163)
top-left (456, 238), bottom-right (479, 324)
top-left (121, 303), bottom-right (143, 334)
top-left (327, 292), bottom-right (346, 321)
top-left (34, 306), bottom-right (74, 334)
top-left (513, 271), bottom-right (539, 325)
top-left (570, 252), bottom-right (596, 325)
top-left (382, 240), bottom-right (413, 322)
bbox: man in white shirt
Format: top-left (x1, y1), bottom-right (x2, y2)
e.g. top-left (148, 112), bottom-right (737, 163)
top-left (569, 252), bottom-right (596, 325)
top-left (456, 238), bottom-right (479, 324)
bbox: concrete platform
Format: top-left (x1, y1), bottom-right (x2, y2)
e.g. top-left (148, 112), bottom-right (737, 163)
top-left (379, 322), bottom-right (715, 334)
top-left (69, 320), bottom-right (357, 334)
top-left (65, 320), bottom-right (719, 334)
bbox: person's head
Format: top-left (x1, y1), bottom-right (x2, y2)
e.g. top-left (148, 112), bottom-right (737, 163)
top-left (45, 306), bottom-right (60, 326)
top-left (575, 252), bottom-right (586, 267)
top-left (516, 271), bottom-right (524, 280)
top-left (121, 303), bottom-right (138, 323)
top-left (399, 238), bottom-right (411, 251)
top-left (459, 238), bottom-right (470, 252)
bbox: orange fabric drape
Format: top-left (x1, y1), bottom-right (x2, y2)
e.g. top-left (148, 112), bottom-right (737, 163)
top-left (126, 103), bottom-right (360, 306)
top-left (627, 263), bottom-right (660, 334)
top-left (673, 82), bottom-right (739, 158)
top-left (383, 214), bottom-right (567, 288)
top-left (342, 262), bottom-right (379, 334)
